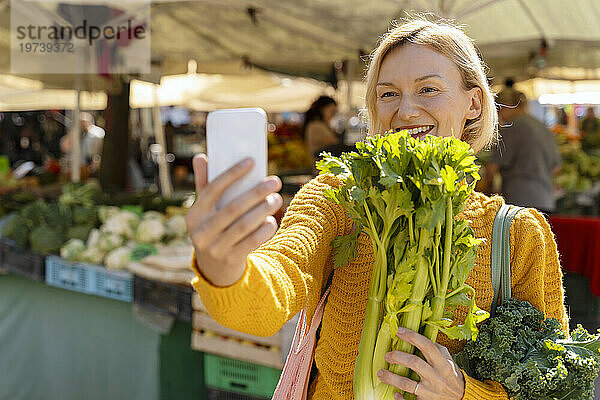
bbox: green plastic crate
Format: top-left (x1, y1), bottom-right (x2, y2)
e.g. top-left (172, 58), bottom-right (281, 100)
top-left (204, 354), bottom-right (281, 399)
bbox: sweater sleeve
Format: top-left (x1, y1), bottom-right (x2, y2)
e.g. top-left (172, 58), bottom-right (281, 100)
top-left (190, 174), bottom-right (351, 337)
top-left (509, 208), bottom-right (569, 332)
top-left (462, 371), bottom-right (509, 400)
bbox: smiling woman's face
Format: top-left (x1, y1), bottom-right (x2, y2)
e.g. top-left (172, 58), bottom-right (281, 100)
top-left (375, 44), bottom-right (482, 140)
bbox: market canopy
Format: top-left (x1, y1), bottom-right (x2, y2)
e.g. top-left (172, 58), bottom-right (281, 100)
top-left (130, 65), bottom-right (337, 112)
top-left (0, 74), bottom-right (106, 111)
top-left (0, 0), bottom-right (600, 91)
top-left (150, 0), bottom-right (600, 82)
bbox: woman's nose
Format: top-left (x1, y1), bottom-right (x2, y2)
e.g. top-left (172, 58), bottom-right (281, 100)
top-left (396, 96), bottom-right (420, 121)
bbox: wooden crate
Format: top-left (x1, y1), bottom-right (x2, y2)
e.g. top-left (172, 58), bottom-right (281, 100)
top-left (191, 294), bottom-right (284, 369)
top-left (192, 312), bottom-right (281, 348)
top-left (191, 330), bottom-right (282, 369)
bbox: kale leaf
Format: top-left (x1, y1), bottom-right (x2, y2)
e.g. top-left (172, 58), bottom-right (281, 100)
top-left (454, 298), bottom-right (600, 400)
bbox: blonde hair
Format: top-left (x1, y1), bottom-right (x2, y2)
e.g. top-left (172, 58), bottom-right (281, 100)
top-left (365, 17), bottom-right (498, 152)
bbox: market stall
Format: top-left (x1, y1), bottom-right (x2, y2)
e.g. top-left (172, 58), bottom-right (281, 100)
top-left (0, 179), bottom-right (297, 399)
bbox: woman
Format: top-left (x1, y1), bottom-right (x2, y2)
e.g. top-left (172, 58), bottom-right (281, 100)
top-left (303, 96), bottom-right (339, 162)
top-left (186, 18), bottom-right (568, 400)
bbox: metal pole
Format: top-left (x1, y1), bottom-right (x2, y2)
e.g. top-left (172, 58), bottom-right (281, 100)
top-left (152, 84), bottom-right (173, 196)
top-left (71, 84), bottom-right (81, 182)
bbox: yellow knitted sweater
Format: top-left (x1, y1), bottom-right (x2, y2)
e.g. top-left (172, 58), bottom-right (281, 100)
top-left (192, 174), bottom-right (569, 400)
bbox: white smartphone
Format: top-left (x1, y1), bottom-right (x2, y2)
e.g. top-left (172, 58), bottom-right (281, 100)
top-left (206, 108), bottom-right (268, 210)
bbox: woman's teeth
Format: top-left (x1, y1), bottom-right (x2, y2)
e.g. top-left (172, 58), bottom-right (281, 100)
top-left (406, 126), bottom-right (431, 136)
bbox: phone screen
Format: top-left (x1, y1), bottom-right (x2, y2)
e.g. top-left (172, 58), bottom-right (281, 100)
top-left (206, 108), bottom-right (268, 210)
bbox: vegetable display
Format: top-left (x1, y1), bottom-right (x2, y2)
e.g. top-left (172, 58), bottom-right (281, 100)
top-left (0, 181), bottom-right (191, 271)
top-left (1, 183), bottom-right (101, 253)
top-left (454, 298), bottom-right (600, 400)
top-left (317, 130), bottom-right (487, 400)
top-left (60, 207), bottom-right (190, 270)
top-left (554, 137), bottom-right (600, 194)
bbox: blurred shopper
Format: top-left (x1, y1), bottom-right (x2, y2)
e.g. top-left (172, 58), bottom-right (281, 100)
top-left (303, 96), bottom-right (339, 163)
top-left (484, 88), bottom-right (560, 213)
top-left (60, 112), bottom-right (105, 171)
top-left (580, 106), bottom-right (600, 151)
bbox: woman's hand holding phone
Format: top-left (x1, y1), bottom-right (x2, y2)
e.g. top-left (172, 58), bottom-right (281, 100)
top-left (185, 154), bottom-right (283, 287)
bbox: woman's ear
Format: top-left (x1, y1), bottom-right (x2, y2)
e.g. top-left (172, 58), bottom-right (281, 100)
top-left (466, 87), bottom-right (483, 120)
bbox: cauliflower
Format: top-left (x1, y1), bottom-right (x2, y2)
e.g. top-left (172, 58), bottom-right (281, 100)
top-left (166, 215), bottom-right (187, 238)
top-left (105, 246), bottom-right (132, 270)
top-left (165, 237), bottom-right (192, 250)
top-left (86, 228), bottom-right (102, 248)
top-left (98, 206), bottom-right (120, 223)
top-left (98, 232), bottom-right (124, 253)
top-left (79, 246), bottom-right (105, 265)
top-left (60, 239), bottom-right (86, 261)
top-left (142, 211), bottom-right (166, 222)
top-left (135, 218), bottom-right (166, 243)
top-left (101, 210), bottom-right (140, 239)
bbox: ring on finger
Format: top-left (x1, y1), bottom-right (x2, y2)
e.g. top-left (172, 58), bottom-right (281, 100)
top-left (414, 381), bottom-right (420, 396)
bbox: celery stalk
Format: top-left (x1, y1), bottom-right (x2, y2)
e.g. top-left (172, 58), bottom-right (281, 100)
top-left (318, 131), bottom-right (486, 400)
top-left (423, 197), bottom-right (453, 342)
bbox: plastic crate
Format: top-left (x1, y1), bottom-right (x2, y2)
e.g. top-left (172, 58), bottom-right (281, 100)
top-left (204, 353), bottom-right (281, 399)
top-left (46, 257), bottom-right (133, 302)
top-left (89, 264), bottom-right (133, 302)
top-left (1, 238), bottom-right (46, 281)
top-left (133, 275), bottom-right (193, 322)
top-left (46, 256), bottom-right (93, 293)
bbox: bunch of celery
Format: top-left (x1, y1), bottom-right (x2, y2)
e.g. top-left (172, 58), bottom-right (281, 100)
top-left (317, 131), bottom-right (488, 400)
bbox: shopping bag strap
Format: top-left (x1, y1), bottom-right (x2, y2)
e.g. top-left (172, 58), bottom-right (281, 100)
top-left (490, 204), bottom-right (524, 316)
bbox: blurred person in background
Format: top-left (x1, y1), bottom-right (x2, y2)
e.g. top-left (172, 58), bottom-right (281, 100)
top-left (580, 106), bottom-right (600, 151)
top-left (60, 112), bottom-right (105, 173)
top-left (303, 96), bottom-right (339, 164)
top-left (483, 87), bottom-right (560, 213)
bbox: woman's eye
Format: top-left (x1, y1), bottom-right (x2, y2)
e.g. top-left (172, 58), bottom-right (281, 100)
top-left (420, 87), bottom-right (438, 94)
top-left (380, 91), bottom-right (396, 98)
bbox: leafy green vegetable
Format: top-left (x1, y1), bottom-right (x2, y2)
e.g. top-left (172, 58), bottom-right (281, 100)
top-left (554, 136), bottom-right (600, 194)
top-left (58, 182), bottom-right (102, 208)
top-left (2, 213), bottom-right (30, 248)
top-left (454, 298), bottom-right (600, 400)
top-left (0, 191), bottom-right (36, 218)
top-left (29, 224), bottom-right (64, 254)
top-left (72, 206), bottom-right (98, 226)
top-left (1, 183), bottom-right (102, 253)
top-left (130, 243), bottom-right (158, 261)
top-left (67, 224), bottom-right (95, 242)
top-left (330, 226), bottom-right (361, 269)
top-left (318, 130), bottom-right (486, 400)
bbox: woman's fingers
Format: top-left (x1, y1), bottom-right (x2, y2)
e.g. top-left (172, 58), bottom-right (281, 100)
top-left (377, 369), bottom-right (418, 396)
top-left (212, 176), bottom-right (282, 230)
top-left (436, 343), bottom-right (453, 360)
top-left (227, 216), bottom-right (279, 261)
top-left (200, 158), bottom-right (254, 208)
top-left (396, 328), bottom-right (445, 369)
top-left (192, 154), bottom-right (208, 195)
top-left (196, 177), bottom-right (281, 240)
top-left (212, 193), bottom-right (283, 254)
top-left (384, 350), bottom-right (436, 382)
